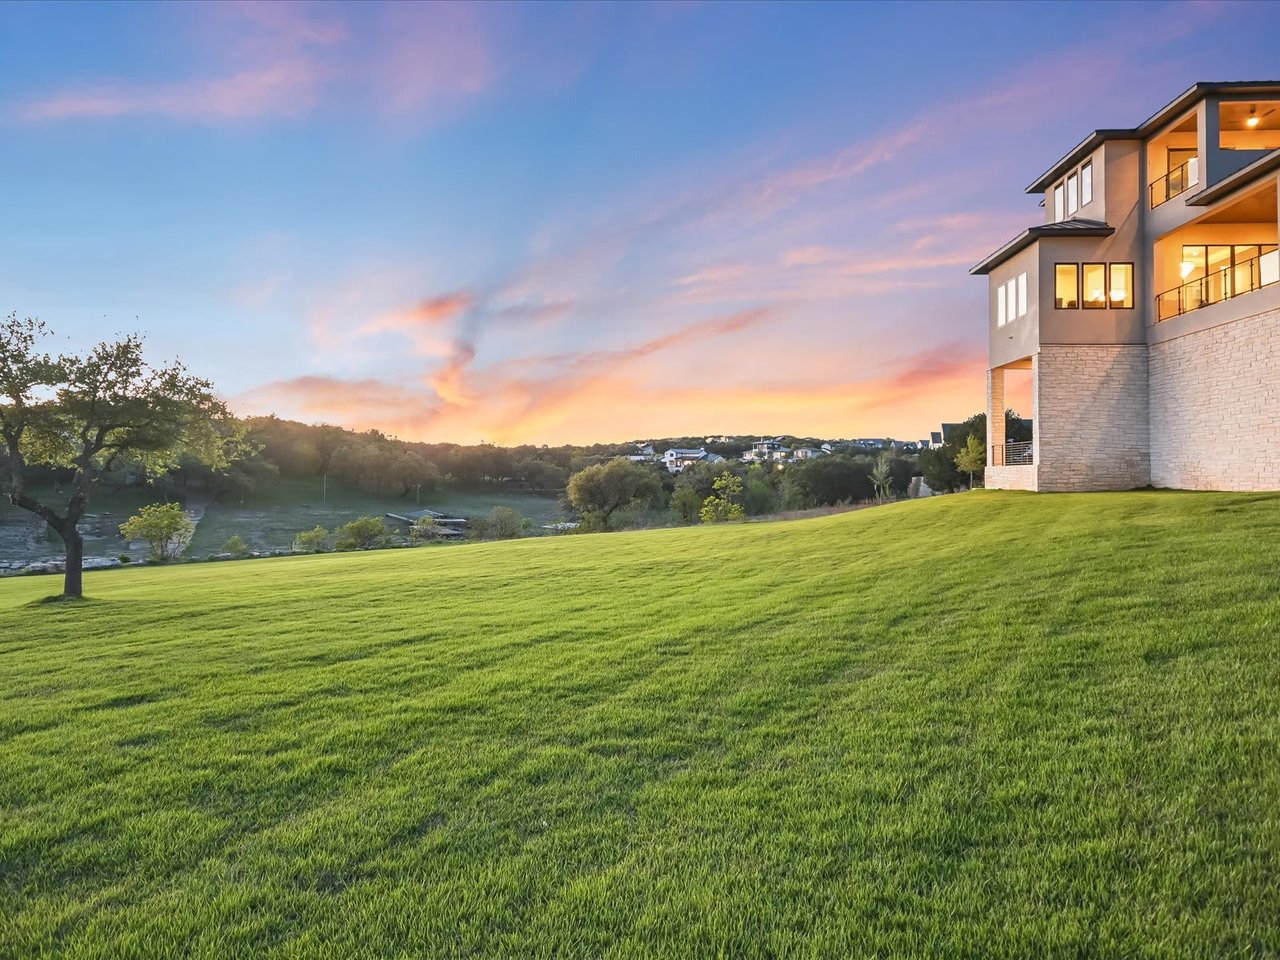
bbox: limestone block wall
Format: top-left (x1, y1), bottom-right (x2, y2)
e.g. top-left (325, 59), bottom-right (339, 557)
top-left (986, 464), bottom-right (1038, 491)
top-left (1036, 345), bottom-right (1150, 491)
top-left (1149, 305), bottom-right (1280, 491)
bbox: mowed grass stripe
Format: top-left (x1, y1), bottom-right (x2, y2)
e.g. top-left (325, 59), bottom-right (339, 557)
top-left (1, 490), bottom-right (1279, 958)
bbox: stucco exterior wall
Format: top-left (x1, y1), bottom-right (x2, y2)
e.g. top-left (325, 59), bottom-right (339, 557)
top-left (1149, 305), bottom-right (1280, 490)
top-left (1036, 345), bottom-right (1151, 492)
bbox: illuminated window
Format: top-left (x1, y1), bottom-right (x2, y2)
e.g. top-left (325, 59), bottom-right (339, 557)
top-left (1080, 161), bottom-right (1093, 205)
top-left (1067, 174), bottom-right (1079, 215)
top-left (1108, 263), bottom-right (1133, 308)
top-left (1017, 272), bottom-right (1027, 316)
top-left (1007, 280), bottom-right (1017, 323)
top-left (1053, 183), bottom-right (1065, 222)
top-left (1082, 263), bottom-right (1107, 308)
top-left (997, 281), bottom-right (1007, 326)
top-left (1055, 264), bottom-right (1079, 309)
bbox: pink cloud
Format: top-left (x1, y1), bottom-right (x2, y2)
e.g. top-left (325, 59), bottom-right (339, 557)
top-left (372, 4), bottom-right (501, 116)
top-left (18, 60), bottom-right (326, 122)
top-left (361, 293), bottom-right (473, 336)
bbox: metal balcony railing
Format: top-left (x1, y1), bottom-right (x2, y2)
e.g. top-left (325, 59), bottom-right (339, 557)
top-left (1149, 157), bottom-right (1199, 208)
top-left (1155, 248), bottom-right (1280, 321)
top-left (992, 441), bottom-right (1033, 466)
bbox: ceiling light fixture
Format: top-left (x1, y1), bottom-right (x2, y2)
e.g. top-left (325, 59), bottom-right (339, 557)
top-left (1247, 107), bottom-right (1260, 128)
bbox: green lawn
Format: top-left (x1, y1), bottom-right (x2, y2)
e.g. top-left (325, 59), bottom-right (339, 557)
top-left (2, 490), bottom-right (1278, 958)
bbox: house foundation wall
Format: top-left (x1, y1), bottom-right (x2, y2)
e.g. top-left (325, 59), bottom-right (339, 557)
top-left (1036, 344), bottom-right (1151, 492)
top-left (986, 464), bottom-right (1038, 490)
top-left (1149, 305), bottom-right (1280, 491)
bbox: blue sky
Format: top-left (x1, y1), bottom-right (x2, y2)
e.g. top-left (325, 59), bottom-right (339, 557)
top-left (3, 0), bottom-right (1278, 443)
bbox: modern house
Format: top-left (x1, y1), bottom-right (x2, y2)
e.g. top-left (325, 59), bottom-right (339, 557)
top-left (661, 448), bottom-right (725, 474)
top-left (972, 81), bottom-right (1280, 492)
top-left (744, 439), bottom-right (790, 462)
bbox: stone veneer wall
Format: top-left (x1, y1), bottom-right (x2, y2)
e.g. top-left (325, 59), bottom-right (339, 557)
top-left (985, 465), bottom-right (1038, 490)
top-left (1149, 305), bottom-right (1280, 491)
top-left (1036, 345), bottom-right (1151, 492)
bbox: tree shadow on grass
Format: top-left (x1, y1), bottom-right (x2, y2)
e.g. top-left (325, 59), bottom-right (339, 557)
top-left (23, 594), bottom-right (108, 609)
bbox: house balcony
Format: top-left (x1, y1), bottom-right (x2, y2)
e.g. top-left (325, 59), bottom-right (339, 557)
top-left (1150, 157), bottom-right (1200, 208)
top-left (1152, 177), bottom-right (1278, 323)
top-left (991, 441), bottom-right (1034, 466)
top-left (1156, 246), bottom-right (1280, 320)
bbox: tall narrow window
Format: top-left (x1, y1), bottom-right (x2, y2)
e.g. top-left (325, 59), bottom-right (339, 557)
top-left (1017, 272), bottom-right (1028, 317)
top-left (1006, 280), bottom-right (1017, 324)
top-left (1053, 183), bottom-right (1065, 222)
top-left (998, 281), bottom-right (1007, 326)
top-left (1067, 173), bottom-right (1079, 215)
top-left (1080, 161), bottom-right (1093, 206)
top-left (1055, 264), bottom-right (1079, 309)
top-left (1108, 263), bottom-right (1133, 308)
top-left (1082, 263), bottom-right (1107, 308)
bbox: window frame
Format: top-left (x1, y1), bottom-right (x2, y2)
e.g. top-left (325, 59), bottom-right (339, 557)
top-left (1053, 183), bottom-right (1065, 222)
top-left (1016, 272), bottom-right (1028, 317)
top-left (1067, 173), bottom-right (1079, 215)
top-left (1080, 161), bottom-right (1093, 206)
top-left (997, 279), bottom-right (1007, 326)
top-left (1082, 262), bottom-right (1108, 309)
top-left (1054, 263), bottom-right (1080, 309)
top-left (1107, 262), bottom-right (1134, 309)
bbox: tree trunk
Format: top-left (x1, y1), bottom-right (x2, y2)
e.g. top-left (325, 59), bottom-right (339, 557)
top-left (61, 524), bottom-right (85, 598)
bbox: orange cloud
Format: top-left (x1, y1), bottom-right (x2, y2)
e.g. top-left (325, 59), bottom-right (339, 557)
top-left (232, 339), bottom-right (985, 446)
top-left (361, 293), bottom-right (473, 336)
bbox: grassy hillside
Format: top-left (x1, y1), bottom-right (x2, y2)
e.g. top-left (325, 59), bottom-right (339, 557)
top-left (2, 491), bottom-right (1278, 958)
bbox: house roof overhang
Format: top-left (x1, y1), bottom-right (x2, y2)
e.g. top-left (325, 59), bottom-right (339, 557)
top-left (969, 219), bottom-right (1115, 276)
top-left (1185, 147), bottom-right (1280, 206)
top-left (1024, 81), bottom-right (1280, 195)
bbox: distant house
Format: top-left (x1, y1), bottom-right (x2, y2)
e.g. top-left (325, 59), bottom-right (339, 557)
top-left (791, 447), bottom-right (823, 461)
top-left (661, 448), bottom-right (723, 473)
top-left (391, 508), bottom-right (468, 538)
top-left (743, 438), bottom-right (789, 461)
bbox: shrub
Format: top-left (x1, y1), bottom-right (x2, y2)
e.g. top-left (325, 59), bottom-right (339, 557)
top-left (410, 517), bottom-right (448, 542)
top-left (334, 516), bottom-right (388, 550)
top-left (486, 506), bottom-right (525, 540)
top-left (118, 503), bottom-right (195, 562)
top-left (221, 535), bottom-right (250, 557)
top-left (699, 474), bottom-right (746, 524)
top-left (670, 483), bottom-right (702, 524)
top-left (293, 525), bottom-right (330, 553)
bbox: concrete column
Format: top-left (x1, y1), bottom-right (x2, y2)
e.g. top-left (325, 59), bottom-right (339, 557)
top-left (987, 368), bottom-right (1005, 466)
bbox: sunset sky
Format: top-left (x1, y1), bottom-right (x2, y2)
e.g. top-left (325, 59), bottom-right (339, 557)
top-left (3, 0), bottom-right (1279, 445)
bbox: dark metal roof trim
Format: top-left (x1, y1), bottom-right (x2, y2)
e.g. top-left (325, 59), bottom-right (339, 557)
top-left (1024, 81), bottom-right (1280, 194)
top-left (969, 219), bottom-right (1115, 276)
top-left (1186, 148), bottom-right (1280, 206)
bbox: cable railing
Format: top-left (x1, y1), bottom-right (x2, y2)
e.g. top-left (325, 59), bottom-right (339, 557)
top-left (992, 441), bottom-right (1034, 467)
top-left (1149, 157), bottom-right (1199, 208)
top-left (1155, 248), bottom-right (1280, 321)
